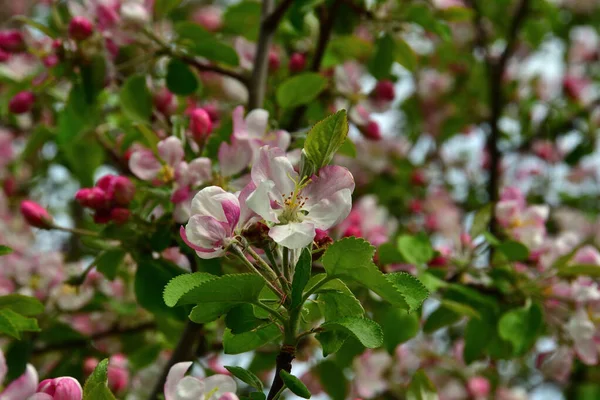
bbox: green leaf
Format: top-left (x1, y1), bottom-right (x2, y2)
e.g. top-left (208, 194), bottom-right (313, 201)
top-left (470, 204), bottom-right (492, 238)
top-left (558, 264), bottom-right (600, 278)
top-left (83, 359), bottom-right (117, 400)
top-left (323, 36), bottom-right (373, 68)
top-left (154, 0), bottom-right (181, 17)
top-left (291, 249), bottom-right (312, 308)
top-left (120, 74), bottom-right (152, 122)
top-left (169, 274), bottom-right (266, 307)
top-left (337, 138), bottom-right (357, 158)
top-left (318, 291), bottom-right (364, 321)
top-left (463, 316), bottom-right (494, 364)
top-left (226, 304), bottom-right (264, 334)
top-left (223, 324), bottom-right (282, 354)
top-left (80, 55), bottom-right (106, 104)
top-left (163, 272), bottom-right (217, 307)
top-left (423, 306), bottom-right (461, 333)
top-left (497, 240), bottom-right (529, 262)
top-left (135, 259), bottom-right (185, 319)
top-left (276, 73), bottom-right (328, 108)
top-left (440, 6), bottom-right (474, 21)
top-left (498, 302), bottom-right (543, 355)
top-left (322, 237), bottom-right (428, 311)
top-left (320, 317), bottom-right (383, 348)
top-left (314, 361), bottom-right (348, 400)
top-left (225, 366), bottom-right (263, 390)
top-left (128, 343), bottom-right (162, 369)
top-left (175, 22), bottom-right (239, 66)
top-left (223, 1), bottom-right (262, 40)
top-left (0, 310), bottom-right (20, 339)
top-left (382, 308), bottom-right (419, 354)
top-left (368, 33), bottom-right (395, 80)
top-left (0, 309), bottom-right (39, 338)
top-left (280, 370), bottom-right (311, 399)
top-left (395, 38), bottom-right (417, 71)
top-left (407, 370), bottom-right (439, 400)
top-left (304, 110), bottom-right (349, 171)
top-left (189, 303), bottom-right (235, 324)
top-left (315, 330), bottom-right (348, 356)
top-left (0, 294), bottom-right (44, 316)
top-left (166, 58), bottom-right (199, 96)
top-left (397, 234), bottom-right (434, 265)
top-left (440, 299), bottom-right (480, 319)
top-left (95, 249), bottom-right (127, 280)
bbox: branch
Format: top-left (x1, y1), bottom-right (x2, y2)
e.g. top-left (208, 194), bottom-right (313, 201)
top-left (287, 0), bottom-right (343, 130)
top-left (180, 55), bottom-right (249, 87)
top-left (263, 0), bottom-right (295, 32)
top-left (147, 321), bottom-right (204, 400)
top-left (266, 346), bottom-right (296, 400)
top-left (32, 322), bottom-right (156, 354)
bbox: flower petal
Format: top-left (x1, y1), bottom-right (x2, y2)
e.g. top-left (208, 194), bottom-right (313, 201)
top-left (269, 222), bottom-right (315, 249)
top-left (185, 216), bottom-right (229, 250)
top-left (158, 137), bottom-right (185, 167)
top-left (218, 140), bottom-right (252, 177)
top-left (305, 189), bottom-right (353, 230)
top-left (129, 149), bottom-right (161, 181)
top-left (1, 364), bottom-right (38, 400)
top-left (302, 166), bottom-right (355, 205)
top-left (244, 109), bottom-right (268, 139)
top-left (0, 349), bottom-right (6, 388)
top-left (175, 376), bottom-right (206, 400)
top-left (190, 186), bottom-right (240, 223)
top-left (246, 180), bottom-right (279, 223)
top-left (164, 362), bottom-right (193, 400)
top-left (251, 146), bottom-right (297, 197)
top-left (202, 375), bottom-right (237, 400)
top-left (238, 182), bottom-right (258, 227)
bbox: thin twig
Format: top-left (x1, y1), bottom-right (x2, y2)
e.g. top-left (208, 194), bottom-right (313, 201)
top-left (179, 55), bottom-right (250, 87)
top-left (248, 0), bottom-right (276, 109)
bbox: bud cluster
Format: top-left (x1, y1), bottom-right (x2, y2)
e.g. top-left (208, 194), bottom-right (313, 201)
top-left (75, 175), bottom-right (135, 224)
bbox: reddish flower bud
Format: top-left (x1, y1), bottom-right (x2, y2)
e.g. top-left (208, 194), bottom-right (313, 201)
top-left (93, 209), bottom-right (112, 224)
top-left (410, 169), bottom-right (427, 186)
top-left (193, 6), bottom-right (223, 32)
top-left (37, 377), bottom-right (83, 399)
top-left (313, 229), bottom-right (333, 261)
top-left (0, 30), bottom-right (25, 53)
top-left (107, 354), bottom-right (130, 393)
top-left (467, 376), bottom-right (491, 398)
top-left (289, 53), bottom-right (306, 73)
top-left (9, 91), bottom-right (35, 114)
top-left (189, 107), bottom-right (213, 142)
top-left (43, 54), bottom-right (59, 68)
top-left (69, 16), bottom-right (94, 41)
top-left (373, 80), bottom-right (395, 102)
top-left (343, 225), bottom-right (362, 238)
top-left (268, 50), bottom-right (280, 71)
top-left (20, 200), bottom-right (53, 229)
top-left (110, 208), bottom-right (131, 224)
top-left (460, 232), bottom-right (472, 247)
top-left (84, 358), bottom-right (99, 375)
top-left (428, 255), bottom-right (447, 268)
top-left (362, 120), bottom-right (382, 141)
top-left (96, 174), bottom-right (117, 192)
top-left (153, 87), bottom-right (176, 115)
top-left (408, 199), bottom-right (423, 214)
top-left (76, 187), bottom-right (109, 210)
top-left (0, 49), bottom-right (10, 62)
top-left (111, 176), bottom-right (135, 206)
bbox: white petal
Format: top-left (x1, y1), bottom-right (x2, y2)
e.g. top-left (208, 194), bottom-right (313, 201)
top-left (185, 158), bottom-right (213, 187)
top-left (305, 189), bottom-right (353, 230)
top-left (251, 146), bottom-right (297, 197)
top-left (246, 180), bottom-right (279, 223)
top-left (190, 186), bottom-right (239, 223)
top-left (176, 376), bottom-right (206, 400)
top-left (244, 109), bottom-right (269, 139)
top-left (164, 362), bottom-right (193, 400)
top-left (158, 137), bottom-right (185, 167)
top-left (185, 216), bottom-right (228, 249)
top-left (202, 375), bottom-right (237, 400)
top-left (218, 141), bottom-right (252, 177)
top-left (0, 349), bottom-right (6, 388)
top-left (269, 222), bottom-right (316, 249)
top-left (129, 149), bottom-right (161, 181)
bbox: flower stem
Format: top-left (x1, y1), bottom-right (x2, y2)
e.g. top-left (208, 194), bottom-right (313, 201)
top-left (230, 245), bottom-right (283, 299)
top-left (52, 225), bottom-right (100, 237)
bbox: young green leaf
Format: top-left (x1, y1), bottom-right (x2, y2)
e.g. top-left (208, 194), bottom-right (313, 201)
top-left (166, 58), bottom-right (199, 96)
top-left (83, 358), bottom-right (117, 400)
top-left (280, 370), bottom-right (311, 399)
top-left (189, 302), bottom-right (235, 324)
top-left (304, 110), bottom-right (349, 171)
top-left (135, 259), bottom-right (186, 319)
top-left (470, 204), bottom-right (492, 238)
top-left (498, 302), bottom-right (543, 355)
top-left (225, 366), bottom-right (264, 391)
top-left (223, 324), bottom-right (282, 354)
top-left (368, 33), bottom-right (395, 80)
top-left (276, 73), bottom-right (328, 108)
top-left (397, 234), bottom-right (434, 265)
top-left (291, 249), bottom-right (312, 308)
top-left (382, 308), bottom-right (419, 354)
top-left (407, 370), bottom-right (439, 400)
top-left (497, 240), bottom-right (529, 262)
top-left (320, 317), bottom-right (383, 349)
top-left (163, 272), bottom-right (217, 307)
top-left (120, 75), bottom-right (152, 122)
top-left (95, 249), bottom-right (127, 281)
top-left (0, 294), bottom-right (44, 316)
top-left (172, 274), bottom-right (266, 307)
top-left (313, 361), bottom-right (348, 400)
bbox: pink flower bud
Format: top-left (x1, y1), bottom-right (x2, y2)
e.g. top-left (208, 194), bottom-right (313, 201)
top-left (96, 174), bottom-right (117, 192)
top-left (0, 49), bottom-right (10, 62)
top-left (343, 225), bottom-right (362, 238)
top-left (107, 355), bottom-right (130, 393)
top-left (37, 377), bottom-right (83, 400)
top-left (110, 208), bottom-right (130, 224)
top-left (154, 87), bottom-right (176, 115)
top-left (410, 169), bottom-right (427, 186)
top-left (289, 53), bottom-right (306, 73)
top-left (75, 187), bottom-right (109, 210)
top-left (93, 209), bottom-right (112, 224)
top-left (460, 232), bottom-right (472, 247)
top-left (43, 54), bottom-right (59, 68)
top-left (9, 91), bottom-right (35, 114)
top-left (268, 50), bottom-right (280, 71)
top-left (189, 107), bottom-right (213, 142)
top-left (193, 6), bottom-right (223, 32)
top-left (219, 394), bottom-right (239, 400)
top-left (111, 176), bottom-right (135, 206)
top-left (424, 214), bottom-right (438, 231)
top-left (408, 199), bottom-right (423, 214)
top-left (69, 16), bottom-right (94, 41)
top-left (84, 358), bottom-right (99, 375)
top-left (0, 30), bottom-right (25, 53)
top-left (467, 376), bottom-right (491, 398)
top-left (428, 255), bottom-right (447, 267)
top-left (20, 200), bottom-right (53, 229)
top-left (171, 186), bottom-right (191, 204)
top-left (362, 120), bottom-right (382, 140)
top-left (373, 80), bottom-right (395, 102)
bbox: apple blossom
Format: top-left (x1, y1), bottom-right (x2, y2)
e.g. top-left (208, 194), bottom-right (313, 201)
top-left (164, 362), bottom-right (237, 400)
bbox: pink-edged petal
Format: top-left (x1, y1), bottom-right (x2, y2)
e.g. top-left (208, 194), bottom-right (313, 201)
top-left (184, 216), bottom-right (228, 249)
top-left (244, 109), bottom-right (268, 139)
top-left (246, 180), bottom-right (279, 223)
top-left (221, 199), bottom-right (240, 229)
top-left (218, 141), bottom-right (252, 177)
top-left (304, 189), bottom-right (353, 230)
top-left (164, 362), bottom-right (193, 400)
top-left (37, 377), bottom-right (83, 400)
top-left (303, 165), bottom-right (355, 205)
top-left (186, 158), bottom-right (213, 186)
top-left (190, 186), bottom-right (240, 223)
top-left (232, 105), bottom-right (246, 137)
top-left (219, 393), bottom-right (240, 400)
top-left (1, 364), bottom-right (38, 400)
top-left (269, 222), bottom-right (316, 249)
top-left (202, 375), bottom-right (237, 400)
top-left (176, 376), bottom-right (206, 400)
top-left (251, 146), bottom-right (297, 196)
top-left (26, 394), bottom-right (53, 400)
top-left (0, 349), bottom-right (6, 387)
top-left (238, 182), bottom-right (258, 227)
top-left (129, 149), bottom-right (161, 181)
top-left (158, 137), bottom-right (184, 167)
top-left (273, 130), bottom-right (291, 151)
top-left (576, 338), bottom-right (598, 365)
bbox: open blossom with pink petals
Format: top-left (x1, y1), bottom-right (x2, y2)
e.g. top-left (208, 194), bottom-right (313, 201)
top-left (566, 308), bottom-right (599, 365)
top-left (496, 187), bottom-right (549, 250)
top-left (337, 195), bottom-right (397, 246)
top-left (245, 146), bottom-right (354, 249)
top-left (164, 362), bottom-right (237, 400)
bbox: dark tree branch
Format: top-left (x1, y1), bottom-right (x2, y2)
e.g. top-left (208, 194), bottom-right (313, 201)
top-left (263, 0), bottom-right (295, 32)
top-left (266, 346), bottom-right (295, 400)
top-left (287, 0), bottom-right (343, 131)
top-left (180, 55), bottom-right (249, 87)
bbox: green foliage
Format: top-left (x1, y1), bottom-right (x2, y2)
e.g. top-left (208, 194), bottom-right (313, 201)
top-left (382, 308), bottom-right (420, 354)
top-left (163, 272), bottom-right (216, 307)
top-left (166, 273), bottom-right (265, 306)
top-left (154, 0), bottom-right (181, 17)
top-left (225, 366), bottom-right (264, 391)
top-left (95, 249), bottom-right (127, 280)
top-left (498, 302), bottom-right (543, 355)
top-left (166, 58), bottom-right (200, 96)
top-left (291, 249), bottom-right (312, 308)
top-left (407, 370), bottom-right (439, 400)
top-left (0, 294), bottom-right (44, 316)
top-left (303, 110), bottom-right (349, 172)
top-left (368, 33), bottom-right (395, 80)
top-left (321, 237), bottom-right (429, 312)
top-left (281, 370), bottom-right (311, 399)
top-left (135, 259), bottom-right (186, 319)
top-left (175, 22), bottom-right (239, 66)
top-left (276, 73), bottom-right (328, 108)
top-left (320, 317), bottom-right (383, 349)
top-left (397, 234), bottom-right (434, 265)
top-left (222, 1), bottom-right (262, 40)
top-left (498, 240), bottom-right (530, 262)
top-left (313, 360), bottom-right (348, 400)
top-left (120, 74), bottom-right (152, 122)
top-left (83, 359), bottom-right (117, 400)
top-left (223, 324), bottom-right (282, 354)
top-left (470, 204), bottom-right (492, 238)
